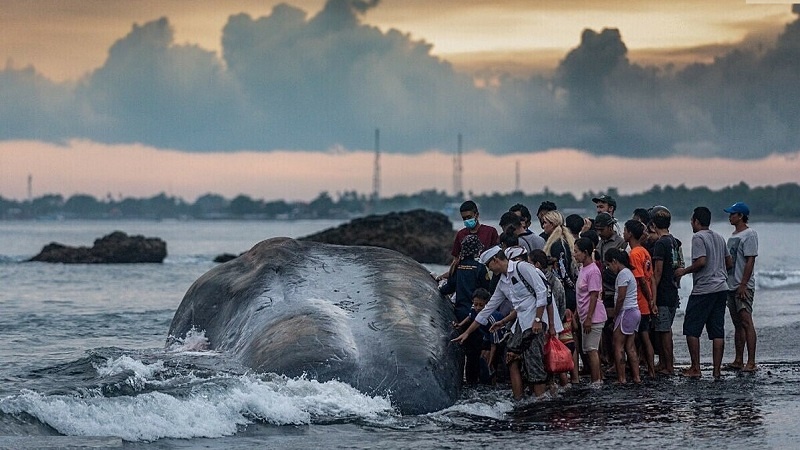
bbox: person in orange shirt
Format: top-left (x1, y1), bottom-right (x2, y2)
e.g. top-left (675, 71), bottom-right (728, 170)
top-left (624, 219), bottom-right (656, 378)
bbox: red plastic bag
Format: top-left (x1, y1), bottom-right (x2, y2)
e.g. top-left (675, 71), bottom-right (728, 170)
top-left (543, 334), bottom-right (574, 374)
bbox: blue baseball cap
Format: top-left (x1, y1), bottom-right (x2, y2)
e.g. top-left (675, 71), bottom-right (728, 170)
top-left (724, 202), bottom-right (750, 215)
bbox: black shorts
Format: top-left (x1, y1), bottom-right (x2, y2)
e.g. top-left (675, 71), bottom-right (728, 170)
top-left (638, 314), bottom-right (651, 333)
top-left (682, 291), bottom-right (727, 339)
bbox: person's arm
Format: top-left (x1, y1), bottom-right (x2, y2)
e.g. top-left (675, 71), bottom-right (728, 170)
top-left (437, 258), bottom-right (458, 281)
top-left (612, 283), bottom-right (627, 319)
top-left (675, 256), bottom-right (706, 278)
top-left (439, 277), bottom-right (455, 296)
top-left (523, 265), bottom-right (549, 333)
top-left (454, 316), bottom-right (471, 329)
top-left (636, 275), bottom-right (653, 309)
top-left (583, 290), bottom-right (599, 334)
top-left (490, 310), bottom-right (517, 333)
top-left (456, 286), bottom-right (506, 343)
top-left (545, 303), bottom-right (556, 335)
top-left (651, 260), bottom-right (662, 316)
top-left (737, 255), bottom-right (756, 297)
top-left (451, 320), bottom-right (480, 344)
top-left (478, 265), bottom-right (492, 291)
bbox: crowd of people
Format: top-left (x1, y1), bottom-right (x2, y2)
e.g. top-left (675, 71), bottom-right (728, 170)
top-left (439, 197), bottom-right (759, 399)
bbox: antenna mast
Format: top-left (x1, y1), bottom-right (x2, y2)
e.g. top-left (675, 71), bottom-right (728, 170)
top-left (515, 160), bottom-right (521, 192)
top-left (372, 128), bottom-right (380, 201)
top-left (453, 133), bottom-right (463, 199)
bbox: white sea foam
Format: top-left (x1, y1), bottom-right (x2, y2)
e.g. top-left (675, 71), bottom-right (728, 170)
top-left (758, 270), bottom-right (800, 290)
top-left (166, 327), bottom-right (211, 352)
top-left (437, 398), bottom-right (514, 420)
top-left (0, 374), bottom-right (394, 442)
top-left (94, 355), bottom-right (164, 379)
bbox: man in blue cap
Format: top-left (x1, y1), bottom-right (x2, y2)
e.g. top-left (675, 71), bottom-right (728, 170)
top-left (723, 202), bottom-right (759, 372)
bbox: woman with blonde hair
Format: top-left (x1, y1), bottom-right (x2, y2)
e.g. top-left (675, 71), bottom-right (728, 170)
top-left (541, 210), bottom-right (580, 383)
top-left (542, 211), bottom-right (577, 301)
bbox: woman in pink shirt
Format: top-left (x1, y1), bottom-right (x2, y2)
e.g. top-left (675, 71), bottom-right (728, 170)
top-left (574, 237), bottom-right (606, 385)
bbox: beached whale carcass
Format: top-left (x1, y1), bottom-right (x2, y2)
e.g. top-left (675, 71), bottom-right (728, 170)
top-left (166, 237), bottom-right (461, 414)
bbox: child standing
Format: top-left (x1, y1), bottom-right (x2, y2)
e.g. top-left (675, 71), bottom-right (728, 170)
top-left (604, 248), bottom-right (642, 384)
top-left (573, 237), bottom-right (606, 385)
top-left (453, 288), bottom-right (508, 384)
top-left (442, 235), bottom-right (492, 384)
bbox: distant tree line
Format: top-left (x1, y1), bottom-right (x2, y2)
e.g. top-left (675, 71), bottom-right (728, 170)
top-left (1, 182), bottom-right (799, 221)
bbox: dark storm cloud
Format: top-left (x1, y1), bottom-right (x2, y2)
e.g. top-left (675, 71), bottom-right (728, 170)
top-left (0, 0), bottom-right (799, 158)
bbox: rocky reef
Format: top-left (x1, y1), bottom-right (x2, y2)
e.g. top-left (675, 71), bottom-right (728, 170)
top-left (300, 209), bottom-right (454, 264)
top-left (28, 231), bottom-right (167, 263)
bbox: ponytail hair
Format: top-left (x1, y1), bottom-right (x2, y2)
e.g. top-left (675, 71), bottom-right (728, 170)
top-left (543, 210), bottom-right (575, 255)
top-left (604, 247), bottom-right (631, 269)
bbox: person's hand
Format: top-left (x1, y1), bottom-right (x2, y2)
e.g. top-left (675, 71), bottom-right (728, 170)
top-left (451, 321), bottom-right (459, 329)
top-left (650, 303), bottom-right (659, 316)
top-left (533, 321), bottom-right (542, 334)
top-left (506, 351), bottom-right (520, 365)
top-left (583, 317), bottom-right (592, 334)
top-left (548, 323), bottom-right (557, 336)
top-left (489, 321), bottom-right (504, 333)
top-left (736, 284), bottom-right (747, 299)
top-left (581, 217), bottom-right (592, 233)
top-left (451, 332), bottom-right (468, 344)
top-left (674, 268), bottom-right (686, 278)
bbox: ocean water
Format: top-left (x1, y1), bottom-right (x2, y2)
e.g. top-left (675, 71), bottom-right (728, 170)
top-left (1, 219), bottom-right (799, 449)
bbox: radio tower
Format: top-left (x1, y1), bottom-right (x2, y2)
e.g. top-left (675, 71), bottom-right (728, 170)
top-left (453, 133), bottom-right (463, 199)
top-left (371, 128), bottom-right (380, 201)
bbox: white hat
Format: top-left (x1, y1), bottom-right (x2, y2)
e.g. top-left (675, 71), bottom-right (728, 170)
top-left (478, 246), bottom-right (502, 265)
top-left (504, 245), bottom-right (527, 260)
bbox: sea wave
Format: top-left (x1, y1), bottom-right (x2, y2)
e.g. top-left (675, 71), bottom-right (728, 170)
top-left (757, 270), bottom-right (800, 290)
top-left (0, 370), bottom-right (394, 442)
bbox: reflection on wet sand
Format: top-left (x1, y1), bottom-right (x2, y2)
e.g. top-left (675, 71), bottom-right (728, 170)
top-left (458, 363), bottom-right (798, 447)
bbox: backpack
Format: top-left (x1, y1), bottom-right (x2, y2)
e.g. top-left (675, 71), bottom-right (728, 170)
top-left (670, 237), bottom-right (685, 270)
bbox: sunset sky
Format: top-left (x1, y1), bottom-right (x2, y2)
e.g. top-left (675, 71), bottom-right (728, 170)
top-left (1, 0), bottom-right (799, 202)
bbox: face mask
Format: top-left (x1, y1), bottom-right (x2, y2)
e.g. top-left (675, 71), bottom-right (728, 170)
top-left (463, 218), bottom-right (478, 229)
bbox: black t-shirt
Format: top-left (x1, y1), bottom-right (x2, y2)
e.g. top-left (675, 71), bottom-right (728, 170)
top-left (652, 234), bottom-right (680, 307)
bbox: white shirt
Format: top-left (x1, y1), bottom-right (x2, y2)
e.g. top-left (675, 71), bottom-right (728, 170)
top-left (615, 267), bottom-right (639, 310)
top-left (476, 260), bottom-right (563, 333)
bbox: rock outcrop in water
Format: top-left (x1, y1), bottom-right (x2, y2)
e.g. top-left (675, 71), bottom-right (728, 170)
top-left (300, 209), bottom-right (454, 264)
top-left (28, 231), bottom-right (167, 263)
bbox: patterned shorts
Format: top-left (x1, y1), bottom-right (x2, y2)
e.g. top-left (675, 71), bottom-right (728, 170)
top-left (507, 323), bottom-right (548, 384)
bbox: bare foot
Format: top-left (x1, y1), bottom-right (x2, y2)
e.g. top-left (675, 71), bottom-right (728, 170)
top-left (742, 363), bottom-right (758, 372)
top-left (632, 378), bottom-right (642, 384)
top-left (723, 362), bottom-right (743, 371)
top-left (682, 368), bottom-right (702, 378)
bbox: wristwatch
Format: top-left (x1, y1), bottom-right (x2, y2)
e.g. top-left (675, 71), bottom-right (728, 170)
top-left (534, 317), bottom-right (542, 323)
